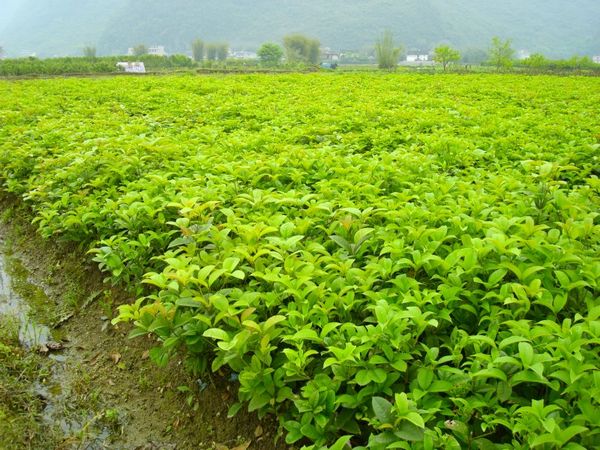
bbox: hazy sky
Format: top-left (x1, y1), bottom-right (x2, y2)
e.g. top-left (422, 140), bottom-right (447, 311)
top-left (1, 0), bottom-right (599, 58)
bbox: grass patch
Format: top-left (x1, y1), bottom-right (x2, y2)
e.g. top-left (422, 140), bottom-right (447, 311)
top-left (0, 318), bottom-right (60, 449)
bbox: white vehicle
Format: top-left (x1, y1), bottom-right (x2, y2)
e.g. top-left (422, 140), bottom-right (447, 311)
top-left (116, 62), bottom-right (146, 73)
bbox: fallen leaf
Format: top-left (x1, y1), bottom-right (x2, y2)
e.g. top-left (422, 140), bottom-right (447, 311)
top-left (254, 425), bottom-right (263, 438)
top-left (142, 350), bottom-right (150, 359)
top-left (214, 444), bottom-right (228, 450)
top-left (46, 341), bottom-right (64, 351)
top-left (231, 441), bottom-right (251, 450)
top-left (110, 352), bottom-right (122, 364)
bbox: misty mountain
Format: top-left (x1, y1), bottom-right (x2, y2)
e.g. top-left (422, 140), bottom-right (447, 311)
top-left (0, 0), bottom-right (22, 31)
top-left (1, 0), bottom-right (598, 58)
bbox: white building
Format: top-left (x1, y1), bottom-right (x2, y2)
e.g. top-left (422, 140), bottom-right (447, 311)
top-left (322, 47), bottom-right (341, 62)
top-left (127, 45), bottom-right (167, 56)
top-left (230, 50), bottom-right (257, 60)
top-left (517, 50), bottom-right (531, 60)
top-left (406, 54), bottom-right (429, 62)
top-left (148, 46), bottom-right (166, 56)
top-left (593, 56), bottom-right (600, 64)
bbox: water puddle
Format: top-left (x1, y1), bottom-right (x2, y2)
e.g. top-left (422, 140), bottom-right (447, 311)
top-left (0, 237), bottom-right (116, 448)
top-left (0, 242), bottom-right (55, 349)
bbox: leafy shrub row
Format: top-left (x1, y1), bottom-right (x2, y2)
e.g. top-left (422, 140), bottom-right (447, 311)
top-left (0, 74), bottom-right (599, 449)
top-left (0, 55), bottom-right (195, 76)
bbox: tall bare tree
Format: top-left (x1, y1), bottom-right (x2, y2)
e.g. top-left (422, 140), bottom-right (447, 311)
top-left (375, 30), bottom-right (402, 70)
top-left (283, 34), bottom-right (321, 65)
top-left (216, 43), bottom-right (229, 61)
top-left (206, 44), bottom-right (217, 61)
top-left (83, 46), bottom-right (97, 58)
top-left (192, 39), bottom-right (204, 62)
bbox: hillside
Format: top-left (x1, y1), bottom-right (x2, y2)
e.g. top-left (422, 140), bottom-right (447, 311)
top-left (1, 0), bottom-right (599, 58)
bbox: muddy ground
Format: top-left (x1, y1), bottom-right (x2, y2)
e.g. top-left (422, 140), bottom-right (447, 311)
top-left (0, 199), bottom-right (288, 450)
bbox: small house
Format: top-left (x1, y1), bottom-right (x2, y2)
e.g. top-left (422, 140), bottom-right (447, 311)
top-left (322, 48), bottom-right (341, 62)
top-left (148, 46), bottom-right (166, 56)
top-left (230, 50), bottom-right (257, 60)
top-left (406, 52), bottom-right (430, 62)
top-left (127, 46), bottom-right (166, 56)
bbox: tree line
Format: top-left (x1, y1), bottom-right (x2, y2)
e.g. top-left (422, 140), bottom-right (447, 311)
top-left (2, 33), bottom-right (598, 76)
top-left (123, 35), bottom-right (321, 68)
top-left (373, 32), bottom-right (600, 73)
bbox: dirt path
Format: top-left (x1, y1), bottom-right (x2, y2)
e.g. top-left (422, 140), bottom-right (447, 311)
top-left (0, 203), bottom-right (286, 450)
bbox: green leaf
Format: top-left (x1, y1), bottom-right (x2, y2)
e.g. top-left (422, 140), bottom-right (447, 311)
top-left (395, 421), bottom-right (425, 442)
top-left (231, 269), bottom-right (245, 279)
top-left (488, 268), bottom-right (507, 286)
top-left (149, 346), bottom-right (170, 367)
top-left (223, 256), bottom-right (241, 272)
top-left (497, 381), bottom-right (512, 402)
top-left (473, 438), bottom-right (498, 450)
top-left (263, 315), bottom-right (286, 331)
top-left (356, 369), bottom-right (372, 386)
top-left (557, 425), bottom-right (588, 445)
top-left (300, 423), bottom-right (322, 441)
top-left (473, 368), bottom-right (507, 381)
top-left (284, 328), bottom-right (321, 342)
top-left (354, 227), bottom-right (374, 245)
top-left (372, 396), bottom-right (394, 424)
top-left (284, 420), bottom-right (303, 444)
top-left (203, 328), bottom-right (230, 341)
top-left (227, 402), bottom-right (242, 418)
top-left (518, 342), bottom-right (534, 367)
top-left (175, 297), bottom-right (205, 308)
top-left (404, 412), bottom-right (425, 429)
top-left (330, 235), bottom-right (352, 253)
top-left (128, 327), bottom-right (148, 339)
top-left (499, 336), bottom-right (529, 349)
top-left (208, 268), bottom-right (226, 287)
top-left (417, 368), bottom-right (434, 390)
top-left (248, 391), bottom-right (272, 412)
top-left (329, 435), bottom-right (352, 450)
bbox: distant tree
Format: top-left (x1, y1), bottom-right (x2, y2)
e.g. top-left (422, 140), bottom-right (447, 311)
top-left (518, 54), bottom-right (599, 72)
top-left (572, 56), bottom-right (596, 69)
top-left (522, 53), bottom-right (548, 70)
top-left (206, 44), bottom-right (217, 61)
top-left (257, 42), bottom-right (283, 66)
top-left (461, 48), bottom-right (488, 64)
top-left (375, 30), bottom-right (402, 70)
top-left (0, 46), bottom-right (4, 59)
top-left (216, 43), bottom-right (229, 61)
top-left (488, 37), bottom-right (515, 70)
top-left (433, 45), bottom-right (461, 71)
top-left (83, 46), bottom-right (97, 58)
top-left (283, 34), bottom-right (321, 65)
top-left (307, 40), bottom-right (320, 65)
top-left (191, 39), bottom-right (204, 62)
top-left (132, 44), bottom-right (149, 56)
